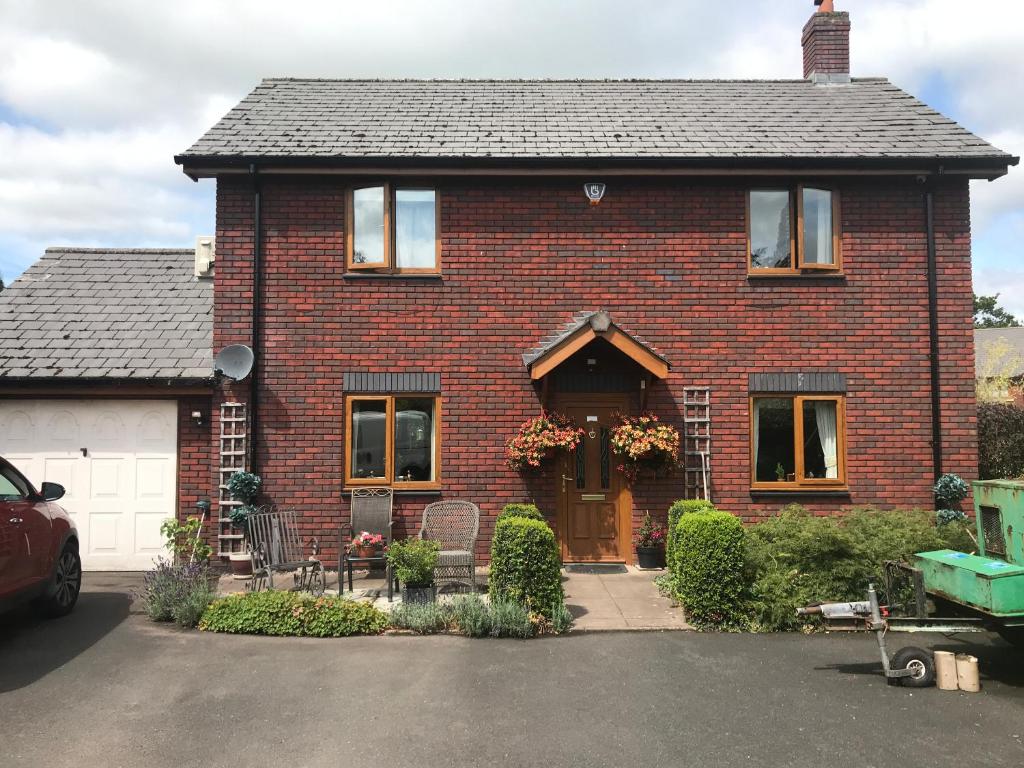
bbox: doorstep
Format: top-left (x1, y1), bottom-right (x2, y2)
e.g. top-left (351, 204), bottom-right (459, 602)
top-left (562, 565), bottom-right (691, 632)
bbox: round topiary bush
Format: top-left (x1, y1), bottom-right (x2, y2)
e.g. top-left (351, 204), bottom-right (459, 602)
top-left (496, 503), bottom-right (545, 524)
top-left (670, 510), bottom-right (746, 626)
top-left (666, 499), bottom-right (717, 573)
top-left (489, 516), bottom-right (563, 619)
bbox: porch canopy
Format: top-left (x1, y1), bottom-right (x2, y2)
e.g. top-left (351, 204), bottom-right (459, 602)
top-left (523, 311), bottom-right (669, 382)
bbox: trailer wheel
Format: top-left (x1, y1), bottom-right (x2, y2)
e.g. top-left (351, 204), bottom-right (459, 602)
top-left (891, 647), bottom-right (935, 688)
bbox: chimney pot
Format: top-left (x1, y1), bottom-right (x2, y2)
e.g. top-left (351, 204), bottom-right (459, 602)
top-left (803, 3), bottom-right (850, 82)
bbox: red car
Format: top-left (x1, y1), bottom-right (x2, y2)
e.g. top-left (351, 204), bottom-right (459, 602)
top-left (0, 456), bottom-right (81, 616)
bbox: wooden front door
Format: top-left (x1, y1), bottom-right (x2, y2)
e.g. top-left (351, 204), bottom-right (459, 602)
top-left (556, 398), bottom-right (629, 562)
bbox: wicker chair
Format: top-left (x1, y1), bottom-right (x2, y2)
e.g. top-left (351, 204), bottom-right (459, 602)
top-left (418, 500), bottom-right (480, 594)
top-left (339, 487), bottom-right (395, 598)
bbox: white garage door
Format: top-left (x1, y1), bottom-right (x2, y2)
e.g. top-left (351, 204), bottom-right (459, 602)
top-left (0, 399), bottom-right (178, 571)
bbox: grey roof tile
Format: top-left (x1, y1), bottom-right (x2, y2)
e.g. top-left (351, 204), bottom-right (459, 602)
top-left (0, 248), bottom-right (212, 381)
top-left (177, 79), bottom-right (1014, 165)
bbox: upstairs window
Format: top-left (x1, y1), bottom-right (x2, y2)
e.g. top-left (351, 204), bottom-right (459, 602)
top-left (346, 185), bottom-right (439, 273)
top-left (748, 186), bottom-right (841, 274)
top-left (751, 395), bottom-right (846, 490)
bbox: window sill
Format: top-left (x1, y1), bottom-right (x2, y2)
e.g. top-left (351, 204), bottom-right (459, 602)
top-left (747, 272), bottom-right (845, 281)
top-left (342, 488), bottom-right (442, 497)
top-left (343, 272), bottom-right (443, 281)
top-left (750, 488), bottom-right (850, 499)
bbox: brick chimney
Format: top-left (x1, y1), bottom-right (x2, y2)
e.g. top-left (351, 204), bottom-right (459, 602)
top-left (802, 0), bottom-right (851, 83)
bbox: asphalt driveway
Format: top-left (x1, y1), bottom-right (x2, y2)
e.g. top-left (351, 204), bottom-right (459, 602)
top-left (1, 574), bottom-right (1022, 768)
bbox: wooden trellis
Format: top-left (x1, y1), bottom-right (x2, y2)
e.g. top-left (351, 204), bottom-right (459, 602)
top-left (218, 402), bottom-right (248, 556)
top-left (683, 387), bottom-right (711, 501)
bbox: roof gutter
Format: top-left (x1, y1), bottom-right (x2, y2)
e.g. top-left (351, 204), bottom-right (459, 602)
top-left (175, 153), bottom-right (1018, 180)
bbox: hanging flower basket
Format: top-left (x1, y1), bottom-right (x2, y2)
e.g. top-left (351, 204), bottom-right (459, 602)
top-left (610, 413), bottom-right (680, 482)
top-left (506, 411), bottom-right (585, 472)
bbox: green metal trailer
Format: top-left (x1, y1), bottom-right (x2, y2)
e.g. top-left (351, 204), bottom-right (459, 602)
top-left (800, 480), bottom-right (1024, 687)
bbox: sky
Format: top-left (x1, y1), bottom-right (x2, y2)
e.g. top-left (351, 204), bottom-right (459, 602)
top-left (0, 0), bottom-right (1020, 312)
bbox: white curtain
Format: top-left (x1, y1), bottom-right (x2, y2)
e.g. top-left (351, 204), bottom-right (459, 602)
top-left (814, 401), bottom-right (838, 479)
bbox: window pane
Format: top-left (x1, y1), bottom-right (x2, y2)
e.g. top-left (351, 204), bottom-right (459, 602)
top-left (802, 400), bottom-right (839, 479)
top-left (753, 398), bottom-right (795, 482)
top-left (394, 398), bottom-right (435, 482)
top-left (395, 189), bottom-right (436, 269)
top-left (350, 400), bottom-right (387, 479)
top-left (600, 427), bottom-right (610, 490)
top-left (750, 190), bottom-right (791, 269)
top-left (352, 187), bottom-right (385, 265)
top-left (0, 468), bottom-right (27, 499)
top-left (802, 187), bottom-right (834, 265)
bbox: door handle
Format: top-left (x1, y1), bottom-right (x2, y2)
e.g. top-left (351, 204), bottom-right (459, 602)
top-left (561, 475), bottom-right (574, 492)
top-left (9, 517), bottom-right (23, 524)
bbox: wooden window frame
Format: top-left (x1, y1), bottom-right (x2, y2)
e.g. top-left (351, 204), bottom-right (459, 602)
top-left (747, 185), bottom-right (842, 275)
top-left (344, 394), bottom-right (442, 490)
top-left (345, 184), bottom-right (441, 274)
top-left (749, 394), bottom-right (847, 491)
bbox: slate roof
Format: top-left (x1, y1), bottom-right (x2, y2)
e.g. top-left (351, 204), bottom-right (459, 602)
top-left (0, 248), bottom-right (212, 381)
top-left (975, 328), bottom-right (1024, 379)
top-left (177, 78), bottom-right (1015, 171)
top-left (523, 311), bottom-right (668, 369)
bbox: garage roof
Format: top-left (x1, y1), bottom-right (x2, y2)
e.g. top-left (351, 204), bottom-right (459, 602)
top-left (0, 248), bottom-right (212, 381)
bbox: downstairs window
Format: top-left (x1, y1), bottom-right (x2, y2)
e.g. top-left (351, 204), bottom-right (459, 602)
top-left (751, 395), bottom-right (846, 489)
top-left (345, 395), bottom-right (441, 488)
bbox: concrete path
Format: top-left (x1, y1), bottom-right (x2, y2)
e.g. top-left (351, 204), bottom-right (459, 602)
top-left (243, 563), bottom-right (691, 629)
top-left (563, 565), bottom-right (691, 630)
top-left (2, 572), bottom-right (1023, 768)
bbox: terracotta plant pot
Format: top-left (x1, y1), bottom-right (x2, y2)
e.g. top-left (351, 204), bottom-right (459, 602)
top-left (353, 545), bottom-right (379, 559)
top-left (228, 551), bottom-right (252, 576)
top-left (636, 546), bottom-right (665, 570)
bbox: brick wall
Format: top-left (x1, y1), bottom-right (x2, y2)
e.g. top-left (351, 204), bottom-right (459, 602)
top-left (802, 11), bottom-right (851, 78)
top-left (177, 397), bottom-right (216, 550)
top-left (212, 175), bottom-right (977, 563)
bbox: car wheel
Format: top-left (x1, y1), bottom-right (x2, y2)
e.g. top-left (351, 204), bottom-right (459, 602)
top-left (38, 544), bottom-right (82, 618)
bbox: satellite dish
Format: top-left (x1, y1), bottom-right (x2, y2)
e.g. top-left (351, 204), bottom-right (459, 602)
top-left (214, 344), bottom-right (254, 381)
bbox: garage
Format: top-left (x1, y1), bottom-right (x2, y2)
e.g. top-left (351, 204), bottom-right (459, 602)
top-left (0, 399), bottom-right (178, 571)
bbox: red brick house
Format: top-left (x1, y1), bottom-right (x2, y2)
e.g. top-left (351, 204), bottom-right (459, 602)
top-left (175, 3), bottom-right (1016, 565)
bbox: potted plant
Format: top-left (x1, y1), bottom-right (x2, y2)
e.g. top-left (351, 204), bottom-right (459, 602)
top-left (226, 471), bottom-right (262, 576)
top-left (634, 512), bottom-right (666, 569)
top-left (506, 411), bottom-right (584, 472)
top-left (351, 530), bottom-right (385, 559)
top-left (386, 538), bottom-right (440, 603)
top-left (609, 413), bottom-right (680, 482)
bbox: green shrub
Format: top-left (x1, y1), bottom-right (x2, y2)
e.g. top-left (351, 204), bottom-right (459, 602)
top-left (745, 505), bottom-right (976, 631)
top-left (670, 510), bottom-right (745, 626)
top-left (666, 499), bottom-right (717, 573)
top-left (978, 402), bottom-right (1024, 479)
top-left (487, 600), bottom-right (536, 638)
top-left (138, 559), bottom-right (215, 627)
top-left (548, 601), bottom-right (574, 635)
top-left (489, 516), bottom-right (564, 618)
top-left (450, 593), bottom-right (492, 637)
top-left (199, 591), bottom-right (388, 637)
top-left (496, 503), bottom-right (545, 523)
top-left (387, 538), bottom-right (440, 587)
top-left (389, 600), bottom-right (452, 634)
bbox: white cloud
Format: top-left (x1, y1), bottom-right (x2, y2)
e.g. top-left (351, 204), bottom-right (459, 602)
top-left (0, 0), bottom-right (1020, 291)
